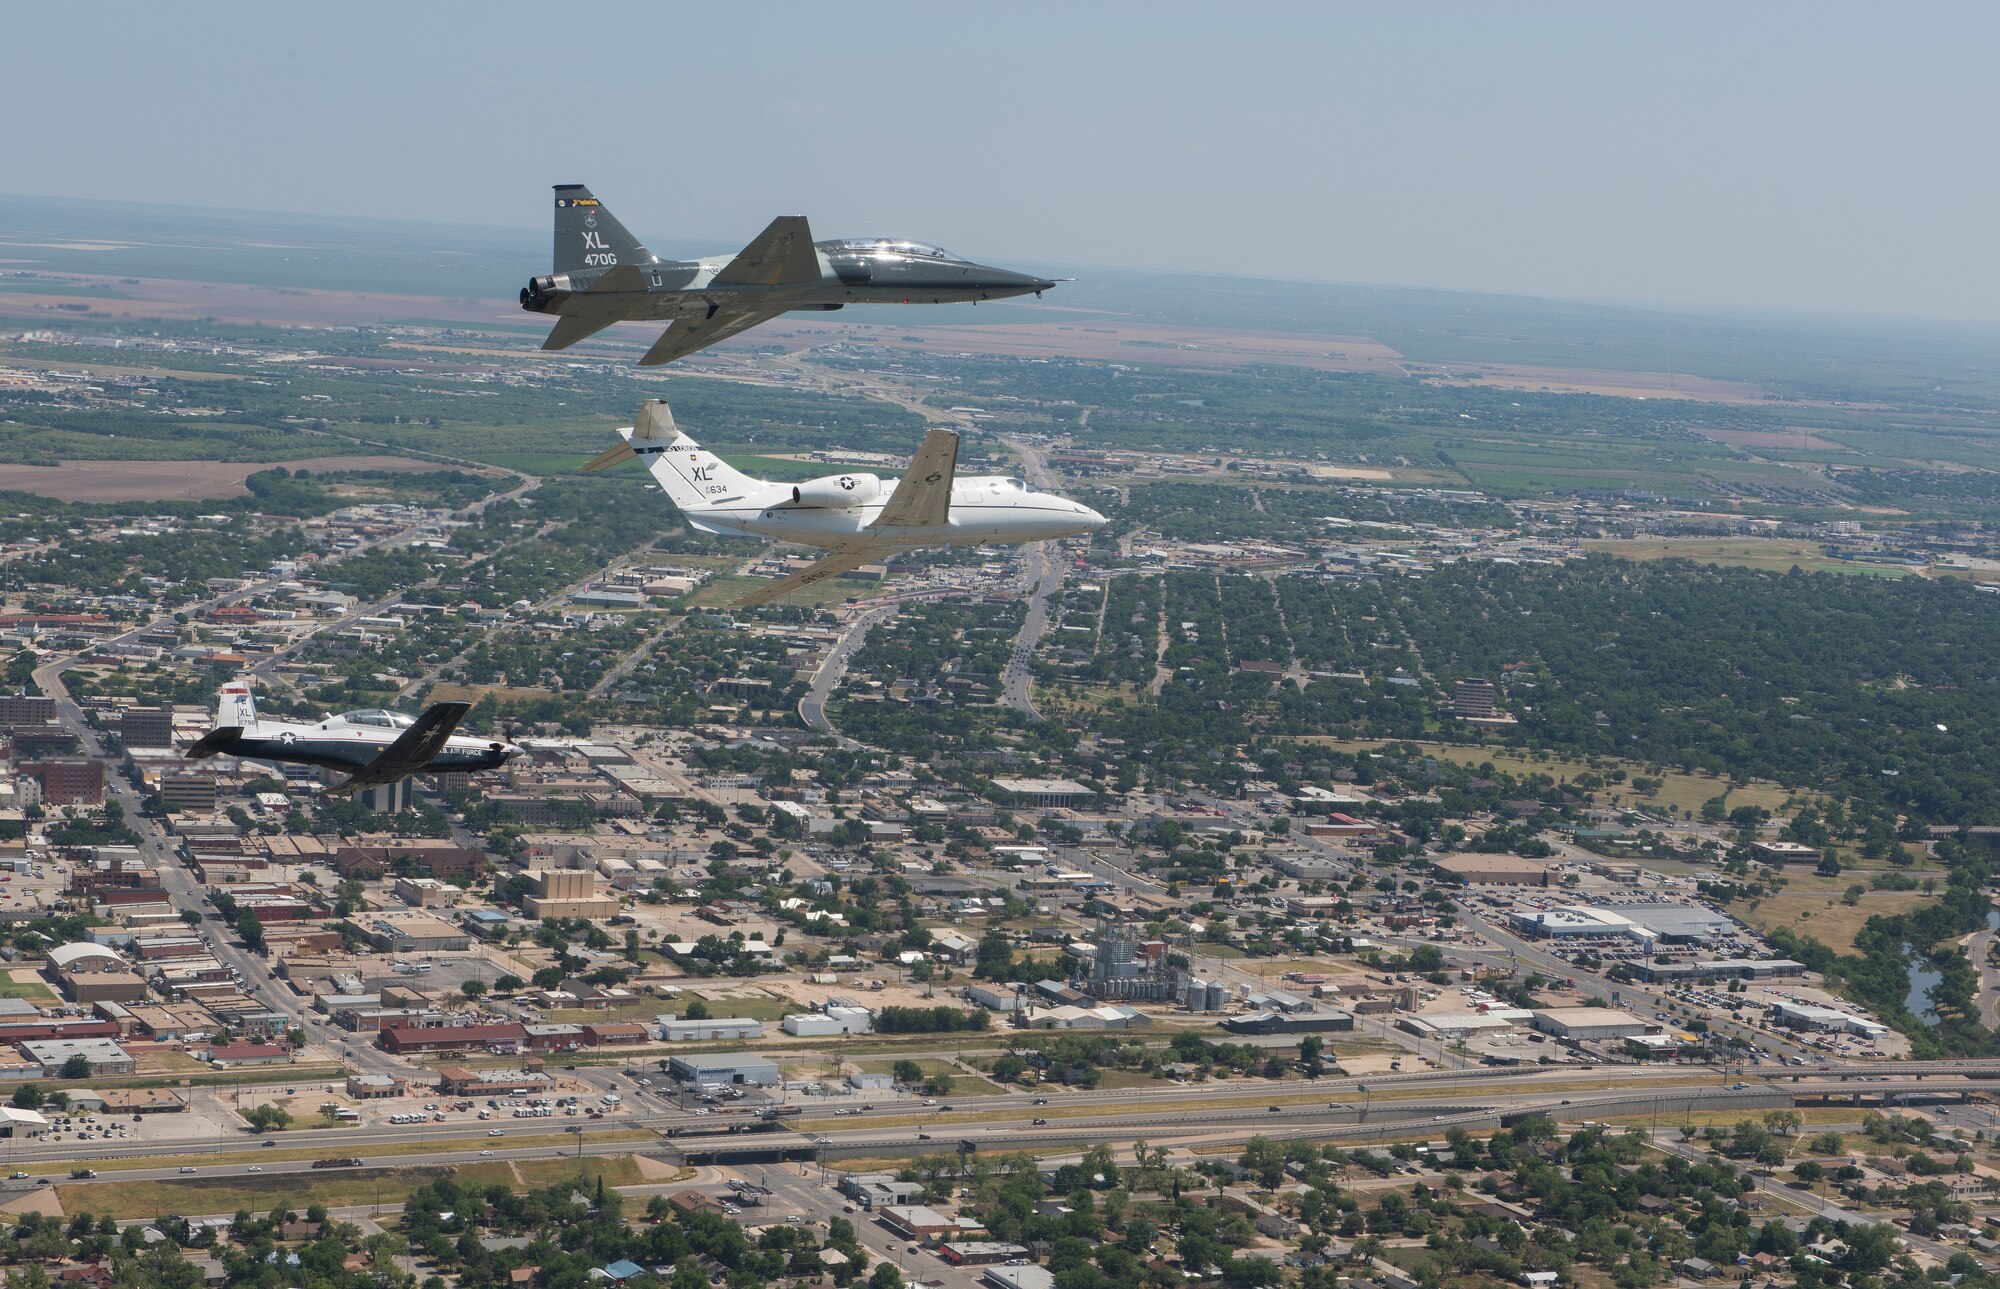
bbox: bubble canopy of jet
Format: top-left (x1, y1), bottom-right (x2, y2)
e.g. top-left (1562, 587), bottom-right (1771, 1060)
top-left (583, 400), bottom-right (1106, 606)
top-left (522, 185), bottom-right (1060, 366)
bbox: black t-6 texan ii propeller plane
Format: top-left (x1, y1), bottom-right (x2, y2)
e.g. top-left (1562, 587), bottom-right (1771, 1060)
top-left (185, 684), bottom-right (523, 796)
top-left (521, 185), bottom-right (1061, 365)
top-left (583, 400), bottom-right (1107, 607)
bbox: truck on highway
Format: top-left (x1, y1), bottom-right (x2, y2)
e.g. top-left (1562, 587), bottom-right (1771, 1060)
top-left (311, 1157), bottom-right (363, 1169)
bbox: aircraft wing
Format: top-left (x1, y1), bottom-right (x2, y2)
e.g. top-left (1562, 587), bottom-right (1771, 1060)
top-left (639, 307), bottom-right (783, 366)
top-left (870, 428), bottom-right (960, 529)
top-left (730, 545), bottom-right (884, 608)
top-left (541, 265), bottom-right (648, 352)
top-left (711, 216), bottom-right (819, 287)
top-left (325, 701), bottom-right (471, 796)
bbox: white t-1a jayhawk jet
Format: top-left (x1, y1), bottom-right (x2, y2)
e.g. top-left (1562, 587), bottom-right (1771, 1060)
top-left (583, 400), bottom-right (1107, 606)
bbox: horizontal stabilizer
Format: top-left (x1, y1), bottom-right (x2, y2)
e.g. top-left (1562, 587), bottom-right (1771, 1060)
top-left (580, 441), bottom-right (637, 474)
top-left (185, 727), bottom-right (240, 760)
top-left (541, 266), bottom-right (649, 352)
top-left (542, 311), bottom-right (619, 352)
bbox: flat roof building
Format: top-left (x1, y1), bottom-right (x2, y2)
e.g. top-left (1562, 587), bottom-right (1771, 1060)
top-left (1434, 855), bottom-right (1551, 887)
top-left (666, 1053), bottom-right (779, 1087)
top-left (987, 777), bottom-right (1095, 809)
top-left (1530, 1008), bottom-right (1652, 1042)
top-left (19, 1037), bottom-right (134, 1077)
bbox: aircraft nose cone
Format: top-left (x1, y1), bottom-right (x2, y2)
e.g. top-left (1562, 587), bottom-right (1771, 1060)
top-left (1083, 506), bottom-right (1108, 531)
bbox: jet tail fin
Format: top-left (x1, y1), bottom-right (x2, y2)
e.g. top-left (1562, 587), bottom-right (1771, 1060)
top-left (216, 682), bottom-right (257, 731)
top-left (552, 185), bottom-right (655, 275)
top-left (613, 400), bottom-right (763, 513)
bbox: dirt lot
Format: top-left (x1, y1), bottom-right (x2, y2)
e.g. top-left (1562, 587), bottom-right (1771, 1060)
top-left (1409, 362), bottom-right (1771, 403)
top-left (0, 455), bottom-right (465, 502)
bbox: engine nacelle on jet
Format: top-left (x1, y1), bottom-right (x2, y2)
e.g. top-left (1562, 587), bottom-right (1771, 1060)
top-left (791, 474), bottom-right (882, 507)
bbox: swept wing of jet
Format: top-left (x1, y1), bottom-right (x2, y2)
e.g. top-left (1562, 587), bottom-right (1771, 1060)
top-left (583, 400), bottom-right (1104, 607)
top-left (521, 186), bottom-right (1059, 365)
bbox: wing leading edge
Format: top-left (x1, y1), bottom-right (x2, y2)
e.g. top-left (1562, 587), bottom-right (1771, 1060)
top-left (871, 428), bottom-right (960, 529)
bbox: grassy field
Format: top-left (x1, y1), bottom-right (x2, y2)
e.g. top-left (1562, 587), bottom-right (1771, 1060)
top-left (57, 1165), bottom-right (456, 1220)
top-left (688, 573), bottom-right (884, 609)
top-left (1584, 537), bottom-right (1916, 579)
top-left (1295, 738), bottom-right (1805, 817)
top-left (0, 977), bottom-right (56, 1003)
top-left (1727, 883), bottom-right (1934, 952)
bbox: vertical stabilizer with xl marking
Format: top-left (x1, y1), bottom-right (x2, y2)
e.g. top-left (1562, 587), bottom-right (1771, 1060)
top-left (587, 401), bottom-right (766, 522)
top-left (552, 185), bottom-right (656, 275)
top-left (216, 681), bottom-right (258, 731)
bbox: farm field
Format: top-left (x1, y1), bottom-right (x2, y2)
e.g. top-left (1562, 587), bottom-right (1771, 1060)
top-left (1584, 537), bottom-right (1915, 578)
top-left (0, 455), bottom-right (466, 502)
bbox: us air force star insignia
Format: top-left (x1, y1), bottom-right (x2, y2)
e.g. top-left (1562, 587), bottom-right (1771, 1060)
top-left (925, 472), bottom-right (943, 483)
top-left (839, 477), bottom-right (855, 490)
top-left (277, 732), bottom-right (295, 746)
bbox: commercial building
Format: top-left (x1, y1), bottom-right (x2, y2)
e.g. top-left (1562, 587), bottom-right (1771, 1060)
top-left (1638, 958), bottom-right (1807, 983)
top-left (346, 1074), bottom-right (407, 1099)
top-left (878, 1205), bottom-right (964, 1240)
top-left (20, 1037), bottom-right (135, 1077)
top-left (160, 771), bottom-right (218, 814)
top-left (1219, 1010), bottom-right (1354, 1036)
top-left (0, 696), bottom-right (56, 725)
top-left (1434, 855), bottom-right (1551, 887)
top-left (1750, 841), bottom-right (1822, 865)
top-left (392, 877), bottom-right (457, 908)
top-left (381, 1023), bottom-right (527, 1055)
top-left (521, 868), bottom-right (619, 921)
top-left (658, 1017), bottom-right (763, 1043)
top-left (781, 1006), bottom-right (873, 1037)
top-left (22, 760), bottom-right (103, 805)
top-left (666, 1053), bottom-right (779, 1087)
top-left (987, 777), bottom-right (1096, 809)
top-left (366, 915), bottom-right (471, 954)
top-left (985, 1268), bottom-right (1056, 1289)
top-left (1769, 1001), bottom-right (1891, 1037)
top-left (118, 704), bottom-right (176, 749)
top-left (0, 1107), bottom-right (48, 1138)
top-left (938, 1243), bottom-right (1031, 1267)
top-left (436, 1067), bottom-right (555, 1097)
top-left (1530, 1008), bottom-right (1652, 1042)
top-left (1450, 678), bottom-right (1497, 718)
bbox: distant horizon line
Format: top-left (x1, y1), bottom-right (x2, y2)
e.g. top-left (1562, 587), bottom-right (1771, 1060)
top-left (1, 187), bottom-right (1996, 335)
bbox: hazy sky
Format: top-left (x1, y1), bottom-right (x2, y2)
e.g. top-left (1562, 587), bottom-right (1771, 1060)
top-left (9, 2), bottom-right (2000, 320)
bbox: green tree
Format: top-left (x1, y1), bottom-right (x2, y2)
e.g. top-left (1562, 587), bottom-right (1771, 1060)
top-left (59, 1054), bottom-right (91, 1080)
top-left (243, 1104), bottom-right (292, 1133)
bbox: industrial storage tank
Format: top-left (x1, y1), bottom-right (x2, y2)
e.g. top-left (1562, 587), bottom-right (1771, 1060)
top-left (1206, 980), bottom-right (1229, 1012)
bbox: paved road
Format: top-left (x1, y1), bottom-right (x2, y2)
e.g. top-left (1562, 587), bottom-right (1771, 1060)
top-left (799, 603), bottom-right (897, 736)
top-left (997, 438), bottom-right (1065, 719)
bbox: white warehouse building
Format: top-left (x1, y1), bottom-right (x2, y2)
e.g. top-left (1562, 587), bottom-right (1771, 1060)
top-left (781, 1005), bottom-right (874, 1037)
